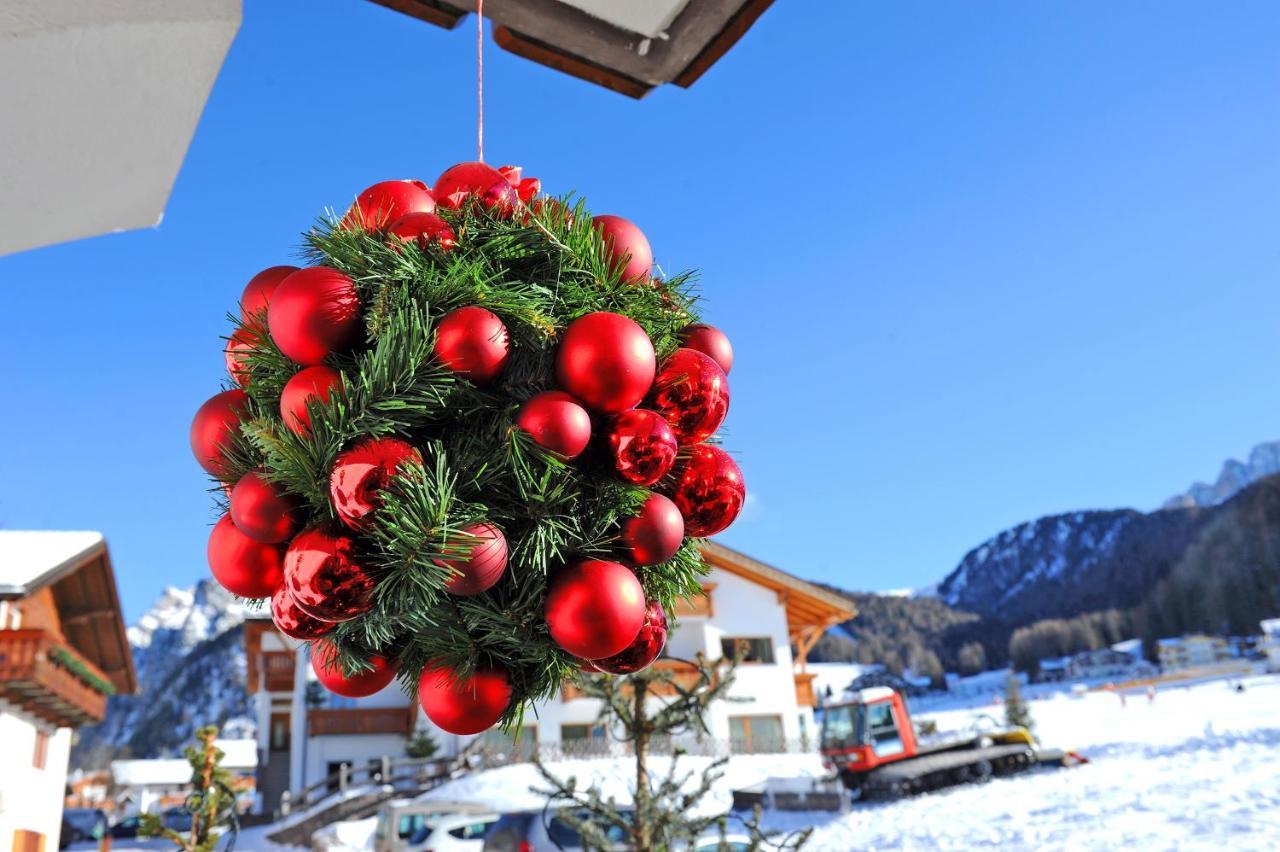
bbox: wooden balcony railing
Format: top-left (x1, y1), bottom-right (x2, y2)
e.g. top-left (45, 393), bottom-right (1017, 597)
top-left (0, 629), bottom-right (111, 727)
top-left (794, 671), bottom-right (817, 708)
top-left (262, 651), bottom-right (296, 692)
top-left (562, 658), bottom-right (717, 701)
top-left (309, 706), bottom-right (416, 737)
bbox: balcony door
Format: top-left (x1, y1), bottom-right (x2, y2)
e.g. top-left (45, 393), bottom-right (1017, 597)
top-left (729, 714), bottom-right (784, 754)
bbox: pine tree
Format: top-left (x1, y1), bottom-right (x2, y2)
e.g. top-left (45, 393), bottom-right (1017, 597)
top-left (139, 726), bottom-right (238, 852)
top-left (1003, 673), bottom-right (1034, 731)
top-left (405, 726), bottom-right (440, 759)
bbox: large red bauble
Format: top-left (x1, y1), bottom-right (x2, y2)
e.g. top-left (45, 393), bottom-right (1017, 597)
top-left (241, 266), bottom-right (299, 324)
top-left (280, 366), bottom-right (343, 436)
top-left (680, 323), bottom-right (734, 375)
top-left (190, 389), bottom-right (249, 476)
top-left (312, 641), bottom-right (397, 698)
top-left (207, 514), bottom-right (283, 598)
top-left (619, 493), bottom-right (684, 566)
top-left (268, 267), bottom-right (363, 365)
top-left (433, 162), bottom-right (517, 212)
top-left (283, 527), bottom-right (375, 622)
top-left (671, 445), bottom-right (746, 537)
top-left (329, 437), bottom-right (422, 530)
top-left (440, 523), bottom-right (508, 596)
top-left (225, 328), bottom-right (255, 387)
top-left (271, 585), bottom-right (331, 641)
top-left (545, 559), bottom-right (646, 660)
top-left (516, 391), bottom-right (592, 459)
top-left (555, 312), bottom-right (656, 414)
top-left (586, 601), bottom-right (668, 675)
top-left (343, 180), bottom-right (435, 231)
top-left (419, 665), bottom-right (512, 735)
top-left (593, 215), bottom-right (653, 284)
top-left (433, 307), bottom-right (510, 385)
top-left (607, 409), bottom-right (678, 486)
top-left (230, 471), bottom-right (300, 544)
top-left (387, 212), bottom-right (457, 252)
top-left (648, 348), bottom-right (729, 444)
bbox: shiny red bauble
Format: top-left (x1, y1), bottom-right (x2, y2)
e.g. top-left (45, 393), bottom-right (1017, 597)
top-left (241, 265), bottom-right (299, 323)
top-left (433, 306), bottom-right (510, 385)
top-left (190, 389), bottom-right (249, 476)
top-left (207, 514), bottom-right (284, 598)
top-left (619, 492), bottom-right (684, 566)
top-left (671, 445), bottom-right (746, 537)
top-left (419, 664), bottom-right (512, 735)
top-left (225, 328), bottom-right (255, 387)
top-left (586, 600), bottom-right (667, 675)
top-left (271, 585), bottom-right (331, 641)
top-left (440, 523), bottom-right (508, 596)
top-left (648, 348), bottom-right (729, 444)
top-left (312, 641), bottom-right (397, 698)
top-left (280, 366), bottom-right (343, 436)
top-left (283, 527), bottom-right (376, 622)
top-left (555, 312), bottom-right (656, 414)
top-left (230, 471), bottom-right (300, 544)
top-left (387, 212), bottom-right (457, 252)
top-left (434, 162), bottom-right (517, 212)
top-left (343, 179), bottom-right (435, 231)
top-left (268, 267), bottom-right (363, 365)
top-left (498, 165), bottom-right (541, 202)
top-left (516, 391), bottom-right (592, 459)
top-left (606, 409), bottom-right (678, 486)
top-left (329, 437), bottom-right (422, 530)
top-left (593, 215), bottom-right (653, 283)
top-left (545, 559), bottom-right (646, 660)
top-left (680, 323), bottom-right (733, 375)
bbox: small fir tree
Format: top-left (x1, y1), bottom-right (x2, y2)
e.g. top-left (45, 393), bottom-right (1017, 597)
top-left (405, 726), bottom-right (440, 759)
top-left (1003, 672), bottom-right (1034, 731)
top-left (140, 726), bottom-right (237, 852)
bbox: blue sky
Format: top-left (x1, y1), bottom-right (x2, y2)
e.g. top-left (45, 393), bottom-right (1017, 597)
top-left (1, 1), bottom-right (1278, 621)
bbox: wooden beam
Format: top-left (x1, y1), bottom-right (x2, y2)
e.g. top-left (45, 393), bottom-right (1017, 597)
top-left (674, 0), bottom-right (775, 87)
top-left (493, 26), bottom-right (652, 99)
top-left (367, 0), bottom-right (466, 30)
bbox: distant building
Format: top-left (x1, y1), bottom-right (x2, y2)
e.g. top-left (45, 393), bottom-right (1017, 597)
top-left (64, 769), bottom-right (113, 814)
top-left (1066, 648), bottom-right (1155, 681)
top-left (1156, 634), bottom-right (1230, 670)
top-left (1261, 619), bottom-right (1280, 673)
top-left (110, 739), bottom-right (257, 816)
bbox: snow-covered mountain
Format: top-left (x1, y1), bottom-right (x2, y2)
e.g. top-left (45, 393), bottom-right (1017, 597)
top-left (1162, 440), bottom-right (1280, 509)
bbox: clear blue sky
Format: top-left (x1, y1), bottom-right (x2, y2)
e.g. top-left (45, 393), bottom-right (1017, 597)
top-left (1, 1), bottom-right (1278, 622)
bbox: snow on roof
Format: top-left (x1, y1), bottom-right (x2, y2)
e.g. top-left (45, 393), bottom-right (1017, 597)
top-left (1260, 618), bottom-right (1280, 635)
top-left (0, 531), bottom-right (104, 596)
top-left (1111, 638), bottom-right (1143, 656)
top-left (111, 739), bottom-right (257, 786)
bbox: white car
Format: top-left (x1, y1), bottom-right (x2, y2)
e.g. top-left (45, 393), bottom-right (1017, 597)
top-left (372, 802), bottom-right (498, 852)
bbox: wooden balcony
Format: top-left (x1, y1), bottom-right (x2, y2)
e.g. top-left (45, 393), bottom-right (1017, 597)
top-left (309, 705), bottom-right (416, 737)
top-left (794, 672), bottom-right (817, 708)
top-left (262, 651), bottom-right (296, 692)
top-left (672, 583), bottom-right (716, 619)
top-left (0, 629), bottom-right (112, 727)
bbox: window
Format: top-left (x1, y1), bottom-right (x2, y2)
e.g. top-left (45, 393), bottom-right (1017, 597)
top-left (729, 715), bottom-right (784, 754)
top-left (865, 701), bottom-right (904, 758)
top-left (13, 830), bottom-right (44, 852)
top-left (561, 724), bottom-right (605, 742)
top-left (479, 725), bottom-right (538, 760)
top-left (721, 636), bottom-right (775, 664)
top-left (33, 729), bottom-right (49, 769)
top-left (448, 819), bottom-right (497, 840)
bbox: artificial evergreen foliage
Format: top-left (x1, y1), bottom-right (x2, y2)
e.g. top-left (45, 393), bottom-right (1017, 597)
top-left (139, 726), bottom-right (237, 852)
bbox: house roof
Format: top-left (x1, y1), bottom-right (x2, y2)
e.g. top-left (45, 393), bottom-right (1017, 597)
top-left (111, 739), bottom-right (257, 786)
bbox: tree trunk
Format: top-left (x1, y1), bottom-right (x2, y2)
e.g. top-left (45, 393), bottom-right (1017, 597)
top-left (633, 675), bottom-right (652, 852)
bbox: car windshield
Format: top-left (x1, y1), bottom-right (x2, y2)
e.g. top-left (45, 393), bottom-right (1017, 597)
top-left (820, 703), bottom-right (864, 749)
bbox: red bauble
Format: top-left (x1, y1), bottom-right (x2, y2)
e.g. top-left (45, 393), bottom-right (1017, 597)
top-left (433, 162), bottom-right (517, 212)
top-left (593, 215), bottom-right (653, 283)
top-left (230, 471), bottom-right (300, 544)
top-left (545, 559), bottom-right (646, 660)
top-left (680, 323), bottom-right (734, 375)
top-left (619, 492), bottom-right (684, 566)
top-left (207, 514), bottom-right (283, 598)
top-left (587, 601), bottom-right (667, 675)
top-left (190, 389), bottom-right (249, 476)
top-left (648, 348), bottom-right (730, 444)
top-left (329, 437), bottom-right (422, 530)
top-left (555, 312), bottom-right (656, 414)
top-left (225, 328), bottom-right (255, 387)
top-left (606, 409), bottom-right (678, 486)
top-left (419, 664), bottom-right (512, 735)
top-left (241, 266), bottom-right (299, 324)
top-left (280, 366), bottom-right (343, 436)
top-left (283, 527), bottom-right (375, 622)
top-left (440, 523), bottom-right (508, 596)
top-left (433, 306), bottom-right (510, 385)
top-left (516, 391), bottom-right (592, 460)
top-left (343, 180), bottom-right (435, 231)
top-left (312, 641), bottom-right (396, 698)
top-left (671, 445), bottom-right (745, 536)
top-left (271, 585), bottom-right (331, 641)
top-left (497, 165), bottom-right (540, 202)
top-left (268, 267), bottom-right (363, 365)
top-left (387, 212), bottom-right (457, 252)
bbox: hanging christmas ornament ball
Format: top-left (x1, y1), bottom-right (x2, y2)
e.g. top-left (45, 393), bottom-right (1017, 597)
top-left (312, 641), bottom-right (397, 697)
top-left (433, 306), bottom-right (510, 385)
top-left (268, 267), bottom-right (363, 365)
top-left (620, 492), bottom-right (685, 566)
top-left (498, 165), bottom-right (541, 202)
top-left (593, 215), bottom-right (653, 284)
top-left (606, 409), bottom-right (678, 486)
top-left (516, 391), bottom-right (592, 459)
top-left (440, 523), bottom-right (508, 596)
top-left (586, 600), bottom-right (668, 675)
top-left (387, 211), bottom-right (457, 252)
top-left (270, 585), bottom-right (332, 641)
top-left (225, 328), bottom-right (255, 387)
top-left (230, 471), bottom-right (300, 544)
top-left (434, 162), bottom-right (517, 212)
top-left (190, 389), bottom-right (249, 476)
top-left (680, 323), bottom-right (734, 375)
top-left (671, 445), bottom-right (746, 537)
top-left (419, 664), bottom-right (512, 735)
top-left (556, 312), bottom-right (656, 414)
top-left (343, 179), bottom-right (436, 231)
top-left (648, 348), bottom-right (730, 444)
top-left (207, 514), bottom-right (283, 598)
top-left (280, 366), bottom-right (343, 436)
top-left (240, 265), bottom-right (299, 324)
top-left (330, 437), bottom-right (422, 529)
top-left (545, 559), bottom-right (646, 660)
top-left (283, 527), bottom-right (375, 623)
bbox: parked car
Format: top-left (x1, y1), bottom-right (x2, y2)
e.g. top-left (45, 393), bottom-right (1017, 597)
top-left (370, 800), bottom-right (496, 852)
top-left (60, 808), bottom-right (108, 847)
top-left (482, 809), bottom-right (633, 851)
top-left (111, 814), bottom-right (143, 838)
top-left (690, 835), bottom-right (754, 851)
top-left (162, 807), bottom-right (194, 832)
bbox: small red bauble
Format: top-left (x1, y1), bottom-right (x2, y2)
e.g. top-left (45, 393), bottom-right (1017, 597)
top-left (329, 437), bottom-right (422, 530)
top-left (593, 215), bottom-right (653, 283)
top-left (545, 559), bottom-right (646, 660)
top-left (680, 323), bottom-right (734, 375)
top-left (343, 179), bottom-right (435, 231)
top-left (648, 348), bottom-right (730, 444)
top-left (671, 445), bottom-right (746, 537)
top-left (440, 523), bottom-right (508, 596)
top-left (556, 312), bottom-right (656, 414)
top-left (283, 527), bottom-right (375, 622)
top-left (433, 306), bottom-right (510, 385)
top-left (434, 162), bottom-right (518, 212)
top-left (241, 265), bottom-right (299, 324)
top-left (498, 165), bottom-right (541, 202)
top-left (190, 389), bottom-right (249, 477)
top-left (516, 391), bottom-right (592, 460)
top-left (268, 267), bottom-right (363, 365)
top-left (271, 585), bottom-right (331, 641)
top-left (280, 366), bottom-right (343, 436)
top-left (387, 212), bottom-right (457, 252)
top-left (207, 514), bottom-right (283, 598)
top-left (225, 328), bottom-right (255, 387)
top-left (620, 492), bottom-right (684, 566)
top-left (230, 471), bottom-right (300, 544)
top-left (607, 409), bottom-right (678, 486)
top-left (312, 641), bottom-right (397, 697)
top-left (419, 664), bottom-right (512, 735)
top-left (586, 600), bottom-right (668, 675)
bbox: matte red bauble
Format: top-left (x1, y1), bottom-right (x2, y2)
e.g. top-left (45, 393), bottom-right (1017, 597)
top-left (440, 523), bottom-right (508, 596)
top-left (680, 323), bottom-right (734, 375)
top-left (620, 493), bottom-right (684, 566)
top-left (268, 267), bottom-right (363, 365)
top-left (587, 600), bottom-right (667, 675)
top-left (545, 559), bottom-right (646, 660)
top-left (343, 179), bottom-right (435, 231)
top-left (516, 391), bottom-right (592, 459)
top-left (433, 306), bottom-right (510, 385)
top-left (280, 366), bottom-right (343, 436)
top-left (207, 514), bottom-right (283, 598)
top-left (271, 585), bottom-right (331, 641)
top-left (419, 664), bottom-right (512, 735)
top-left (593, 215), bottom-right (653, 283)
top-left (648, 348), bottom-right (729, 444)
top-left (607, 409), bottom-right (678, 486)
top-left (225, 328), bottom-right (255, 387)
top-left (312, 641), bottom-right (397, 698)
top-left (671, 445), bottom-right (745, 537)
top-left (283, 527), bottom-right (375, 622)
top-left (555, 312), bottom-right (656, 414)
top-left (230, 471), bottom-right (300, 544)
top-left (190, 389), bottom-right (249, 476)
top-left (434, 162), bottom-right (517, 212)
top-left (330, 437), bottom-right (422, 530)
top-left (241, 265), bottom-right (299, 324)
top-left (387, 211), bottom-right (457, 252)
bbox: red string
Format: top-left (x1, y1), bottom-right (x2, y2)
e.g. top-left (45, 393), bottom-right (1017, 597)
top-left (477, 0), bottom-right (484, 163)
